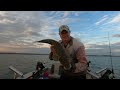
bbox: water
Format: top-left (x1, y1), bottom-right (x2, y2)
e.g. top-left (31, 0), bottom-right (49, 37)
top-left (0, 54), bottom-right (53, 79)
top-left (0, 54), bottom-right (120, 79)
top-left (87, 56), bottom-right (120, 78)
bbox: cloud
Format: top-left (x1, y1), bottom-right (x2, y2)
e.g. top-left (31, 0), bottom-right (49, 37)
top-left (0, 11), bottom-right (104, 53)
top-left (112, 42), bottom-right (120, 46)
top-left (0, 12), bottom-right (51, 40)
top-left (63, 11), bottom-right (81, 17)
top-left (85, 41), bottom-right (120, 55)
top-left (108, 13), bottom-right (120, 24)
top-left (49, 32), bottom-right (57, 36)
top-left (0, 47), bottom-right (50, 54)
top-left (112, 34), bottom-right (120, 38)
top-left (95, 15), bottom-right (108, 25)
top-left (0, 11), bottom-right (52, 53)
top-left (0, 35), bottom-right (11, 43)
top-left (23, 28), bottom-right (42, 37)
top-left (0, 11), bottom-right (7, 16)
top-left (95, 16), bottom-right (108, 25)
top-left (85, 44), bottom-right (109, 55)
top-left (0, 18), bottom-right (15, 24)
top-left (43, 11), bottom-right (81, 27)
top-left (50, 11), bottom-right (81, 18)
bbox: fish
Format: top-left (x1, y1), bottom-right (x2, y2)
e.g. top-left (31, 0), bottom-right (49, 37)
top-left (36, 39), bottom-right (71, 70)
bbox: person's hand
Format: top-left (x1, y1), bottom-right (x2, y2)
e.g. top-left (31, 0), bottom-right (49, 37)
top-left (50, 45), bottom-right (57, 55)
top-left (63, 64), bottom-right (72, 71)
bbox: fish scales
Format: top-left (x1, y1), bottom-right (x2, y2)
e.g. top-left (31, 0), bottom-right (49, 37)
top-left (36, 39), bottom-right (70, 69)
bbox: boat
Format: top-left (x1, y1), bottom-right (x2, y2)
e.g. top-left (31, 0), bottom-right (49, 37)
top-left (9, 61), bottom-right (115, 79)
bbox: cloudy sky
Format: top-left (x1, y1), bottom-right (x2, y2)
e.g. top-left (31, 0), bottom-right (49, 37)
top-left (0, 11), bottom-right (120, 55)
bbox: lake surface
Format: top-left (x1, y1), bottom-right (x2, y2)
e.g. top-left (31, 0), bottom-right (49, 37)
top-left (0, 54), bottom-right (120, 79)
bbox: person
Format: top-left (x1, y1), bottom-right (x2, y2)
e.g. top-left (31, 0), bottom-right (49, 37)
top-left (49, 25), bottom-right (88, 79)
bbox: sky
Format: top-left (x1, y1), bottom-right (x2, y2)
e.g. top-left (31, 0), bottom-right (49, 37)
top-left (0, 11), bottom-right (120, 55)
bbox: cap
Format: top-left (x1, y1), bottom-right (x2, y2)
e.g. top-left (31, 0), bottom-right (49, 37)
top-left (59, 25), bottom-right (70, 33)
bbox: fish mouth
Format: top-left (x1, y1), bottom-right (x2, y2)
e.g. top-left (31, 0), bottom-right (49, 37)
top-left (36, 39), bottom-right (53, 45)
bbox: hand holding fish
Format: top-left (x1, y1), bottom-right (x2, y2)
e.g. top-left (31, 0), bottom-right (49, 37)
top-left (36, 39), bottom-right (71, 70)
top-left (50, 45), bottom-right (57, 55)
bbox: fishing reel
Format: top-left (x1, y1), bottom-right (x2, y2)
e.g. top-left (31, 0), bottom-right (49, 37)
top-left (98, 69), bottom-right (115, 79)
top-left (36, 62), bottom-right (45, 71)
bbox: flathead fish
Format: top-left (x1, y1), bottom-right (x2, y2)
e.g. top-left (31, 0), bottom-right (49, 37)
top-left (36, 39), bottom-right (71, 70)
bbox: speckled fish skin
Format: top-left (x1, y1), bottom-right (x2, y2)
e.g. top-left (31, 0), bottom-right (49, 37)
top-left (36, 39), bottom-right (70, 69)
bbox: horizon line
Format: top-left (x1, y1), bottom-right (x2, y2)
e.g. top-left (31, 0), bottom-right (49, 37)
top-left (0, 52), bottom-right (120, 57)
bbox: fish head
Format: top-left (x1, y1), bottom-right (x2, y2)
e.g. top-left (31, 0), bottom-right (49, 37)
top-left (36, 39), bottom-right (55, 45)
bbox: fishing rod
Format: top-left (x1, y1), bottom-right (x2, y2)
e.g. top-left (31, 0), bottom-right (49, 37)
top-left (107, 32), bottom-right (115, 77)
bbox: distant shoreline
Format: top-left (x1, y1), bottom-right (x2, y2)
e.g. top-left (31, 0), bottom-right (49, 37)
top-left (0, 53), bottom-right (120, 57)
top-left (0, 53), bottom-right (49, 55)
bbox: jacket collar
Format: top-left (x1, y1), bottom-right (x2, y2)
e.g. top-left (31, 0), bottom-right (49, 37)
top-left (60, 36), bottom-right (73, 47)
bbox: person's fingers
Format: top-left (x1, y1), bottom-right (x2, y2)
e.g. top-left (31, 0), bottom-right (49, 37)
top-left (50, 45), bottom-right (54, 49)
top-left (50, 45), bottom-right (56, 54)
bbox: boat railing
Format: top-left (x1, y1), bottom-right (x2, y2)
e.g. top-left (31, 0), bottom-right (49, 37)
top-left (9, 61), bottom-right (115, 79)
top-left (9, 66), bottom-right (24, 79)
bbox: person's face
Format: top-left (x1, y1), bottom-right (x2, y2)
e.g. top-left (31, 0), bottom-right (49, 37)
top-left (59, 30), bottom-right (70, 42)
